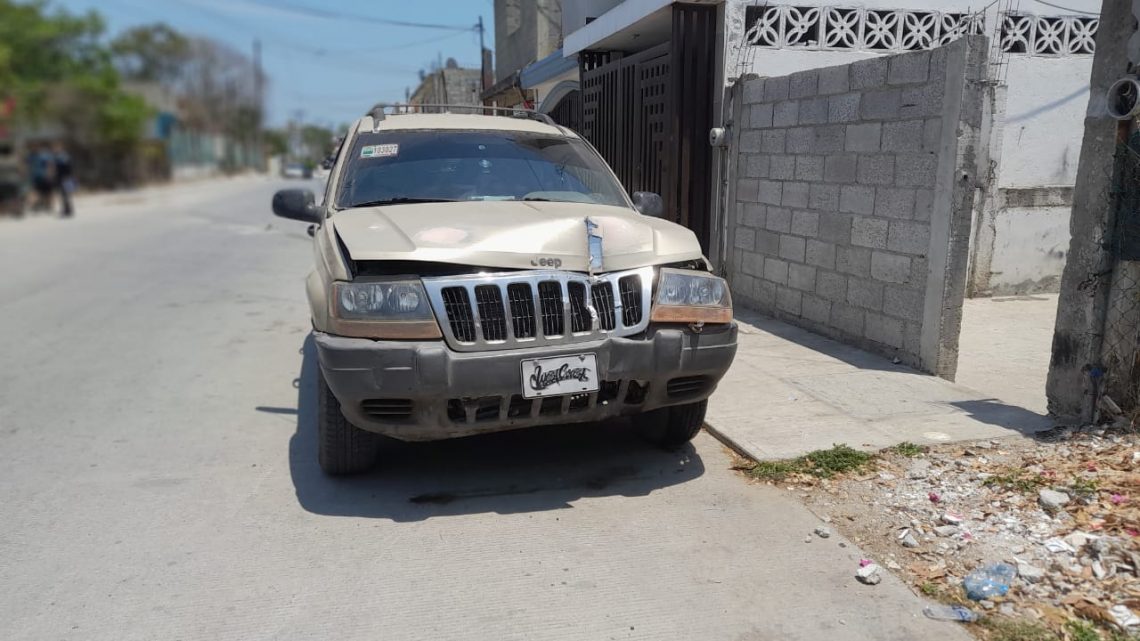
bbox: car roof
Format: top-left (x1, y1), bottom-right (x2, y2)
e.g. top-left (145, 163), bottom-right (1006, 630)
top-left (355, 113), bottom-right (576, 138)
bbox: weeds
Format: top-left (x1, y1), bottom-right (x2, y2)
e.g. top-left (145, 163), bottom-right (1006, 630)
top-left (891, 441), bottom-right (926, 457)
top-left (979, 618), bottom-right (1058, 641)
top-left (1064, 620), bottom-right (1101, 641)
top-left (983, 468), bottom-right (1048, 493)
top-left (745, 444), bottom-right (874, 481)
top-left (1067, 476), bottom-right (1099, 499)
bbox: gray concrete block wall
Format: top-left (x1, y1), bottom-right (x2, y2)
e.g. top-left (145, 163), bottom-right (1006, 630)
top-left (728, 37), bottom-right (987, 374)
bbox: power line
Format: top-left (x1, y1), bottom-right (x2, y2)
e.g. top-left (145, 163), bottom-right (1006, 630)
top-left (1029, 0), bottom-right (1100, 16)
top-left (238, 0), bottom-right (478, 31)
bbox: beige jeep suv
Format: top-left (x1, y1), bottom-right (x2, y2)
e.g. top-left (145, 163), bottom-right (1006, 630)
top-left (272, 106), bottom-right (737, 475)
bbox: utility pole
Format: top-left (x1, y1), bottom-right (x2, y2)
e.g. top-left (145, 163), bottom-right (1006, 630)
top-left (253, 38), bottom-right (263, 171)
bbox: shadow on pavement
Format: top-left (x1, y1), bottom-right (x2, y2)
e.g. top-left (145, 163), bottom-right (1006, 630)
top-left (286, 334), bottom-right (705, 521)
top-left (949, 399), bottom-right (1054, 434)
top-left (734, 308), bottom-right (912, 374)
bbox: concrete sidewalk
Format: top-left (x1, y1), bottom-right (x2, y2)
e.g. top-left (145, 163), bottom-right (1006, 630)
top-left (707, 309), bottom-right (1054, 461)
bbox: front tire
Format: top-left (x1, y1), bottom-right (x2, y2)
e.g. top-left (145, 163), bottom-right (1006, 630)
top-left (317, 370), bottom-right (378, 475)
top-left (635, 400), bottom-right (708, 448)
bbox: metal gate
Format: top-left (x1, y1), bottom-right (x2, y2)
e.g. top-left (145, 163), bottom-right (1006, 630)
top-left (577, 4), bottom-right (718, 252)
top-left (547, 89), bottom-right (582, 134)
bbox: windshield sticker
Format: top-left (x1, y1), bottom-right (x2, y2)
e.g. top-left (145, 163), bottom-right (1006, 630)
top-left (360, 144), bottom-right (398, 159)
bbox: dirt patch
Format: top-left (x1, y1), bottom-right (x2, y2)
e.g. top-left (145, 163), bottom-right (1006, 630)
top-left (733, 429), bottom-right (1140, 640)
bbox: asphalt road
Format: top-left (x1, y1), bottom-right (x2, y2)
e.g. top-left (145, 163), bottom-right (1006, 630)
top-left (0, 177), bottom-right (970, 641)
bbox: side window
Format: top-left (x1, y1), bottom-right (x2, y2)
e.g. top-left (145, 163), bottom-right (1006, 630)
top-left (322, 135), bottom-right (347, 209)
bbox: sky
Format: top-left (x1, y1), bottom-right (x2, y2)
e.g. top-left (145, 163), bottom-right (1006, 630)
top-left (52, 0), bottom-right (496, 129)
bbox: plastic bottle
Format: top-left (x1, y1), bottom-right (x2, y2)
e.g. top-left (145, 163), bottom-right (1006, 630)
top-left (962, 563), bottom-right (1016, 600)
top-left (923, 605), bottom-right (979, 623)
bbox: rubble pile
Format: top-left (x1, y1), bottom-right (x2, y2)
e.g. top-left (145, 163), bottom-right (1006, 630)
top-left (790, 429), bottom-right (1140, 635)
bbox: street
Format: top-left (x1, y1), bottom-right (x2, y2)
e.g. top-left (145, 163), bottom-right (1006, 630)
top-left (0, 178), bottom-right (967, 641)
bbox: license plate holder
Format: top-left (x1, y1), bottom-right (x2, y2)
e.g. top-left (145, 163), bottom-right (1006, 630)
top-left (520, 353), bottom-right (600, 399)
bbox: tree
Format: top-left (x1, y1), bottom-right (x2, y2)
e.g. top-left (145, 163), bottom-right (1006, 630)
top-left (110, 24), bottom-right (190, 84)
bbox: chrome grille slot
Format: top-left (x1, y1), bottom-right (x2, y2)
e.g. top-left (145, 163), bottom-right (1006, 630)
top-left (591, 281), bottom-right (616, 331)
top-left (507, 283), bottom-right (536, 338)
top-left (441, 287), bottom-right (476, 342)
top-left (474, 285), bottom-right (507, 341)
top-left (568, 282), bottom-right (590, 333)
top-left (423, 267), bottom-right (654, 352)
top-left (538, 281), bottom-right (565, 336)
top-left (619, 275), bottom-right (642, 326)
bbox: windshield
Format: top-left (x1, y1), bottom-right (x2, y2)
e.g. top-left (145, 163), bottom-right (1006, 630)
top-left (336, 130), bottom-right (630, 209)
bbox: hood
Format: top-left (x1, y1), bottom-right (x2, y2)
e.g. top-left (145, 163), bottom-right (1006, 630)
top-left (330, 200), bottom-right (705, 272)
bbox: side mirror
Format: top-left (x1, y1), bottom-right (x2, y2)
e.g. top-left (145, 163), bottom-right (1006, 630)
top-left (272, 189), bottom-right (321, 224)
top-left (632, 191), bottom-right (665, 217)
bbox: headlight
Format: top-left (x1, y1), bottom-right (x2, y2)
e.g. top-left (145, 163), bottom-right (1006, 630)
top-left (650, 268), bottom-right (733, 324)
top-left (329, 280), bottom-right (441, 339)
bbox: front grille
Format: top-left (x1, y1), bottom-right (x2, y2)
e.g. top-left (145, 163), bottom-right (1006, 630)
top-left (423, 267), bottom-right (654, 352)
top-left (667, 376), bottom-right (708, 398)
top-left (474, 285), bottom-right (507, 341)
top-left (361, 398), bottom-right (413, 419)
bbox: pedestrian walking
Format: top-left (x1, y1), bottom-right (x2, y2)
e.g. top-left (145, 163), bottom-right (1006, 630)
top-left (28, 143), bottom-right (54, 212)
top-left (52, 142), bottom-right (75, 217)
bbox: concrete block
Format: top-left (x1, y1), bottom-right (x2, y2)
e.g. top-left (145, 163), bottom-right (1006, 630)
top-left (929, 44), bottom-right (948, 83)
top-left (902, 320), bottom-right (921, 356)
top-left (818, 65), bottom-right (850, 95)
top-left (758, 180), bottom-right (783, 206)
top-left (789, 69), bottom-right (819, 98)
top-left (760, 129), bottom-right (786, 153)
top-left (831, 302), bottom-right (865, 336)
top-left (737, 178), bottom-right (760, 203)
top-left (802, 294), bottom-right (831, 324)
top-left (791, 210), bottom-right (819, 237)
top-left (836, 245), bottom-right (871, 277)
top-left (828, 93), bottom-right (861, 123)
top-left (888, 50), bottom-right (930, 85)
top-left (922, 118), bottom-right (942, 152)
top-left (770, 155), bottom-right (796, 180)
top-left (782, 182), bottom-right (809, 208)
top-left (870, 251), bottom-right (911, 284)
top-left (874, 187), bottom-right (915, 220)
top-left (744, 78), bottom-right (765, 103)
top-left (844, 123), bottom-right (881, 152)
top-left (735, 227), bottom-right (756, 251)
top-left (818, 212), bottom-right (851, 244)
top-left (795, 155), bottom-right (824, 181)
top-left (788, 262), bottom-right (817, 291)
top-left (785, 127), bottom-right (813, 154)
top-left (741, 203), bottom-right (766, 228)
top-left (745, 154), bottom-right (770, 178)
top-left (913, 188), bottom-right (933, 222)
top-left (899, 82), bottom-right (944, 118)
top-left (894, 153), bottom-right (938, 187)
top-left (779, 234), bottom-right (806, 262)
top-left (883, 284), bottom-right (924, 322)
top-left (805, 239), bottom-right (836, 269)
top-left (739, 130), bottom-right (763, 153)
top-left (798, 97), bottom-right (829, 125)
top-left (776, 286), bottom-right (803, 315)
top-left (813, 125), bottom-right (846, 153)
top-left (851, 57), bottom-right (888, 90)
top-left (764, 75), bottom-right (790, 102)
top-left (808, 184), bottom-right (840, 212)
top-left (860, 88), bottom-right (901, 120)
top-left (824, 154), bottom-right (857, 183)
top-left (887, 220), bottom-right (931, 255)
top-left (756, 229), bottom-right (781, 255)
top-left (847, 277), bottom-right (885, 311)
top-left (756, 279), bottom-right (777, 308)
top-left (765, 206), bottom-right (791, 233)
top-left (850, 215), bottom-right (888, 248)
top-left (865, 311), bottom-right (904, 348)
top-left (765, 257), bottom-right (789, 285)
top-left (742, 250), bottom-right (764, 276)
top-left (857, 154), bottom-right (895, 185)
top-left (816, 269), bottom-right (847, 301)
top-left (774, 100), bottom-right (800, 127)
top-left (840, 185), bottom-right (875, 215)
top-left (881, 120), bottom-right (924, 152)
top-left (750, 103), bottom-right (774, 128)
top-left (908, 257), bottom-right (928, 288)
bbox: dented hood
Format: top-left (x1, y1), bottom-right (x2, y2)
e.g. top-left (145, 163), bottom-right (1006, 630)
top-left (330, 200), bottom-right (705, 272)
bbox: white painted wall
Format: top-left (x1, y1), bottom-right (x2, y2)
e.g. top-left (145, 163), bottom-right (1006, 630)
top-left (988, 206), bottom-right (1072, 294)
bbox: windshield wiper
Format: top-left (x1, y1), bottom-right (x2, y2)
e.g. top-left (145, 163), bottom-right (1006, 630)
top-left (347, 197), bottom-right (458, 208)
top-left (520, 196), bottom-right (553, 202)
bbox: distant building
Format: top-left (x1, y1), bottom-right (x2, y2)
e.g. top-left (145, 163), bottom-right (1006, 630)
top-left (483, 0), bottom-right (568, 110)
top-left (408, 60), bottom-right (483, 110)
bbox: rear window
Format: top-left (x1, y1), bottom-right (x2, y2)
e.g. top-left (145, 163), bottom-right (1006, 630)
top-left (336, 130), bottom-right (629, 209)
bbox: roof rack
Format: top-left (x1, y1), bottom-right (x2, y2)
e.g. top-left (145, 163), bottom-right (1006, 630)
top-left (365, 103), bottom-right (556, 127)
